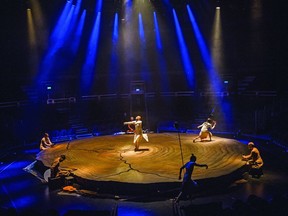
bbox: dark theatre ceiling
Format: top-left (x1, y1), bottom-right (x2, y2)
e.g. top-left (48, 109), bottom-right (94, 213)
top-left (0, 0), bottom-right (287, 101)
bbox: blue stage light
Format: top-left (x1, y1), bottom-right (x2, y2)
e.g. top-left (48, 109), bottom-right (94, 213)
top-left (81, 12), bottom-right (102, 94)
top-left (113, 13), bottom-right (119, 43)
top-left (138, 13), bottom-right (145, 42)
top-left (173, 9), bottom-right (195, 89)
top-left (153, 12), bottom-right (162, 50)
top-left (187, 5), bottom-right (222, 92)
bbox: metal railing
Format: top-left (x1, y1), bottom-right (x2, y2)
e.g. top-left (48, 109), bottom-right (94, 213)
top-left (0, 90), bottom-right (278, 108)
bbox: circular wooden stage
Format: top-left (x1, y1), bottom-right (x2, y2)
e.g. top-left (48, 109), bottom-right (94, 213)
top-left (37, 133), bottom-right (247, 195)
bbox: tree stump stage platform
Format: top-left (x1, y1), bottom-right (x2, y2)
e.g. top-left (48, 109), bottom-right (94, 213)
top-left (36, 133), bottom-right (248, 197)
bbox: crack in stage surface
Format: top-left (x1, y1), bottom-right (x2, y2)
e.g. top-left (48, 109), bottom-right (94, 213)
top-left (117, 150), bottom-right (176, 181)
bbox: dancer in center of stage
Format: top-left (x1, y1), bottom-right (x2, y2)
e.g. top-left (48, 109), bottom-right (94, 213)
top-left (193, 118), bottom-right (216, 142)
top-left (124, 115), bottom-right (149, 151)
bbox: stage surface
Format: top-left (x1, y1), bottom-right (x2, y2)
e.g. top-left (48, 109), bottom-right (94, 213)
top-left (36, 133), bottom-right (247, 185)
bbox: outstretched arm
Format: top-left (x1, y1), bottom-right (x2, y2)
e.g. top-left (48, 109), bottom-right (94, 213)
top-left (197, 123), bottom-right (204, 129)
top-left (242, 152), bottom-right (252, 160)
top-left (195, 163), bottom-right (208, 169)
top-left (124, 121), bottom-right (135, 125)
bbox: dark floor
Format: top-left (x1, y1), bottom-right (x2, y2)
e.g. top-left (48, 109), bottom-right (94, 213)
top-left (1, 136), bottom-right (288, 216)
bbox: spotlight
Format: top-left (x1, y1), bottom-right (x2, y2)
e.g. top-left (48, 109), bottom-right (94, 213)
top-left (216, 0), bottom-right (220, 9)
top-left (45, 83), bottom-right (53, 91)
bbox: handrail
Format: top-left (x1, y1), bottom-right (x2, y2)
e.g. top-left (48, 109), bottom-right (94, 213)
top-left (0, 90), bottom-right (279, 108)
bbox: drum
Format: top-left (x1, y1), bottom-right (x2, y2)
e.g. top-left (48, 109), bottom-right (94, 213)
top-left (43, 169), bottom-right (51, 182)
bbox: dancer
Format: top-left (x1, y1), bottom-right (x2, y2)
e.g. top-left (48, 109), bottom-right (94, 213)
top-left (242, 142), bottom-right (264, 178)
top-left (124, 115), bottom-right (148, 151)
top-left (40, 133), bottom-right (54, 150)
top-left (175, 154), bottom-right (208, 203)
top-left (193, 118), bottom-right (216, 142)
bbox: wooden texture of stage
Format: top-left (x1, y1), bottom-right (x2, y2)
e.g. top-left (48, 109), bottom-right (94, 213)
top-left (36, 133), bottom-right (247, 186)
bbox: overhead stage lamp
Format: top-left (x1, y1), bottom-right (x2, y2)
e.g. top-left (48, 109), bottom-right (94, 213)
top-left (216, 0), bottom-right (221, 9)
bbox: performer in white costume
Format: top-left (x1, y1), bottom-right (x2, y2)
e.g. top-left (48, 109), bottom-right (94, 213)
top-left (124, 115), bottom-right (149, 151)
top-left (193, 118), bottom-right (216, 142)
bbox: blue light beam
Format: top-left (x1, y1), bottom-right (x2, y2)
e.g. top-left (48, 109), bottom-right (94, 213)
top-left (138, 13), bottom-right (145, 43)
top-left (108, 12), bottom-right (119, 92)
top-left (154, 11), bottom-right (169, 91)
top-left (50, 1), bottom-right (72, 43)
top-left (153, 12), bottom-right (162, 50)
top-left (173, 9), bottom-right (194, 89)
top-left (81, 12), bottom-right (102, 95)
top-left (187, 5), bottom-right (222, 92)
top-left (71, 10), bottom-right (86, 54)
top-left (65, 0), bottom-right (82, 41)
top-left (113, 13), bottom-right (119, 43)
top-left (37, 2), bottom-right (74, 83)
top-left (95, 0), bottom-right (103, 13)
top-left (138, 12), bottom-right (151, 83)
